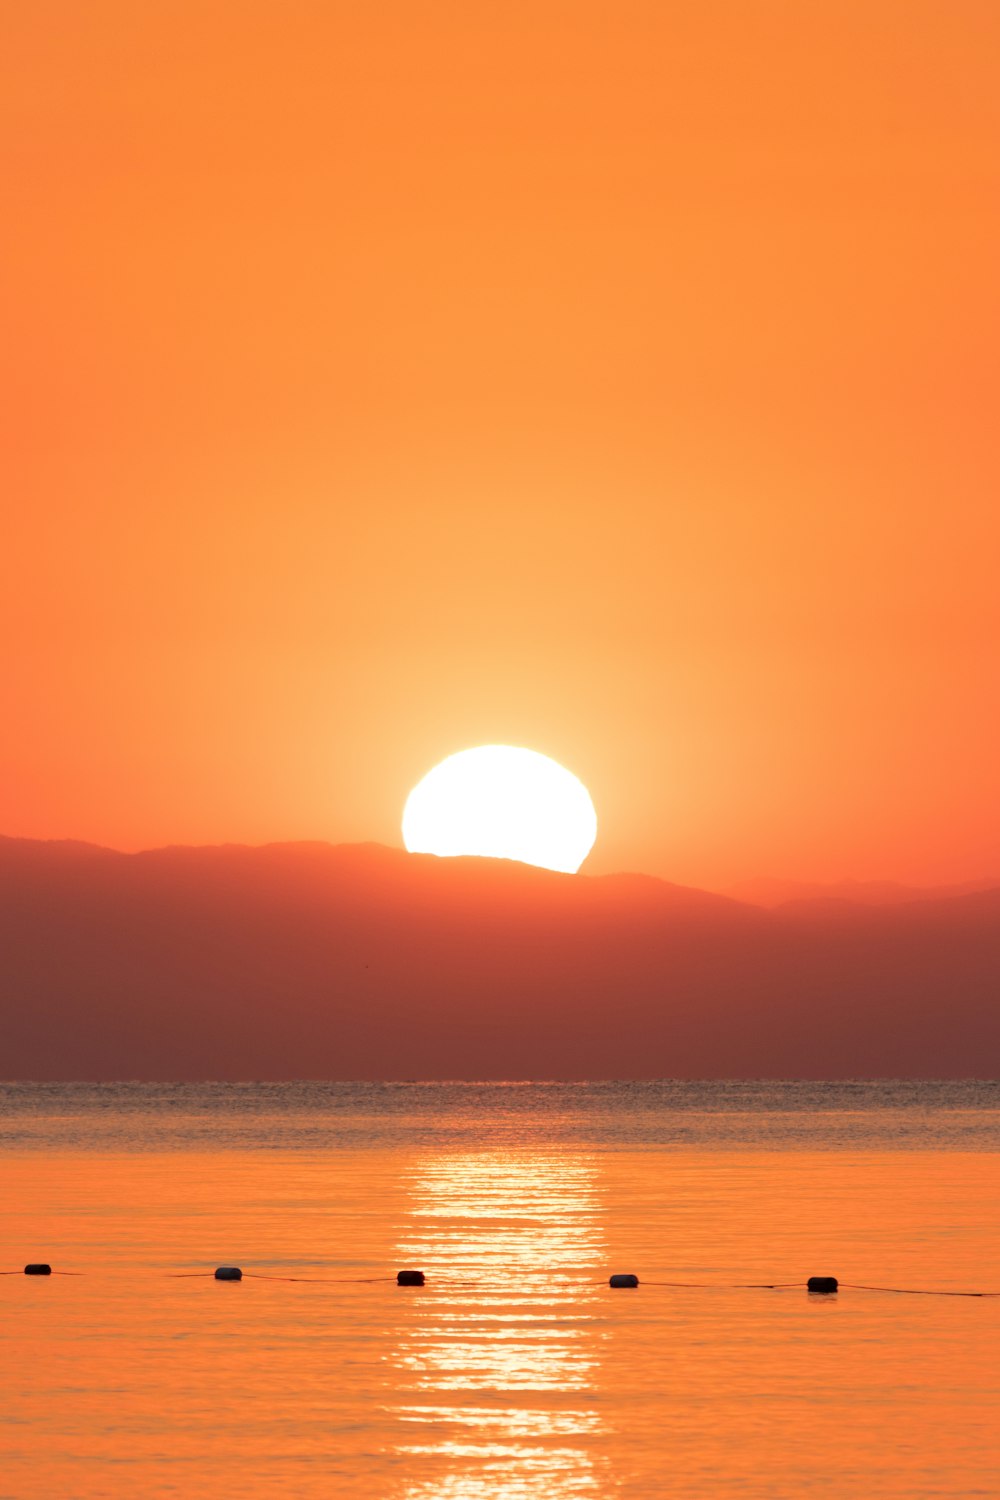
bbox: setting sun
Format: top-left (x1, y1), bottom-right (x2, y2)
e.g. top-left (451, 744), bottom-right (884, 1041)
top-left (402, 745), bottom-right (597, 874)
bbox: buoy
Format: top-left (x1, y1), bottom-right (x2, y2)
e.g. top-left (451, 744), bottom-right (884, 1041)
top-left (24, 1264), bottom-right (52, 1276)
top-left (609, 1273), bottom-right (640, 1288)
top-left (807, 1276), bottom-right (838, 1294)
top-left (397, 1270), bottom-right (425, 1286)
top-left (215, 1266), bottom-right (243, 1281)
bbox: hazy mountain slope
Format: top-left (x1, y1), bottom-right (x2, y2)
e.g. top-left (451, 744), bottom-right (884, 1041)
top-left (0, 838), bottom-right (996, 1080)
top-left (727, 874), bottom-right (998, 909)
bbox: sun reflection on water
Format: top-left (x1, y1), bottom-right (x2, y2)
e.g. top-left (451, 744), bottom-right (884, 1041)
top-left (390, 1151), bottom-right (613, 1498)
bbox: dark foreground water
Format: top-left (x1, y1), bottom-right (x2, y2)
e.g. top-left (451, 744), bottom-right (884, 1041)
top-left (1, 1082), bottom-right (998, 1498)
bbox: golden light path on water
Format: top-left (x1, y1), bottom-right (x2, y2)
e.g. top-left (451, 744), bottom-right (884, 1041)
top-left (390, 1151), bottom-right (611, 1499)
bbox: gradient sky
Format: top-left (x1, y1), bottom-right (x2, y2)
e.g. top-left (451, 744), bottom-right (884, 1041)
top-left (3, 0), bottom-right (997, 890)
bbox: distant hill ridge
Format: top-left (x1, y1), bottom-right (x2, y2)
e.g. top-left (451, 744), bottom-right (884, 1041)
top-left (727, 873), bottom-right (999, 909)
top-left (0, 835), bottom-right (997, 1081)
top-left (3, 834), bottom-right (994, 911)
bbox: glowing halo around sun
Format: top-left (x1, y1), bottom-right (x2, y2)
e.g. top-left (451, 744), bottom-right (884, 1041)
top-left (402, 745), bottom-right (597, 874)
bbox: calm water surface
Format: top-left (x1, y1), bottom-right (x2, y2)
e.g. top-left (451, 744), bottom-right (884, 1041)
top-left (1, 1082), bottom-right (998, 1498)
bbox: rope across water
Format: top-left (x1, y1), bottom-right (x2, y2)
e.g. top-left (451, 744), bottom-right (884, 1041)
top-left (7, 1267), bottom-right (999, 1296)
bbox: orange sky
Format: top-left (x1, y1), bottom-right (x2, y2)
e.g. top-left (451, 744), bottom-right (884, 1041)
top-left (2, 0), bottom-right (998, 890)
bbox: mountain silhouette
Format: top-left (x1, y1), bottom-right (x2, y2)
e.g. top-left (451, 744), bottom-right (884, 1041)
top-left (1, 836), bottom-right (996, 1080)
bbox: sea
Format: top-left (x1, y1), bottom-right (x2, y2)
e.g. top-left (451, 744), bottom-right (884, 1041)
top-left (1, 1081), bottom-right (998, 1499)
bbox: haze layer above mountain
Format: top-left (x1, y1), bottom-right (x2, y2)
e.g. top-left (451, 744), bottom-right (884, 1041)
top-left (1, 837), bottom-right (997, 1080)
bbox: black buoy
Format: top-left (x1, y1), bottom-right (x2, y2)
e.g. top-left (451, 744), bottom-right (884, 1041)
top-left (609, 1273), bottom-right (640, 1288)
top-left (24, 1264), bottom-right (52, 1276)
top-left (214, 1266), bottom-right (243, 1281)
top-left (397, 1269), bottom-right (425, 1286)
top-left (807, 1276), bottom-right (839, 1294)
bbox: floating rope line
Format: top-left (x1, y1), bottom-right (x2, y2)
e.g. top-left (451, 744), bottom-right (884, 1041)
top-left (5, 1269), bottom-right (999, 1296)
top-left (840, 1282), bottom-right (1000, 1299)
top-left (11, 1268), bottom-right (86, 1277)
top-left (642, 1280), bottom-right (804, 1289)
top-left (241, 1273), bottom-right (398, 1283)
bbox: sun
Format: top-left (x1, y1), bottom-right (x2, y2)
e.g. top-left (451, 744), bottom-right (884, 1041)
top-left (402, 745), bottom-right (597, 874)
